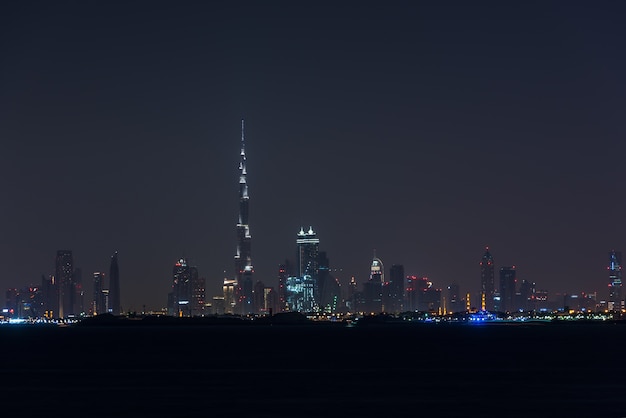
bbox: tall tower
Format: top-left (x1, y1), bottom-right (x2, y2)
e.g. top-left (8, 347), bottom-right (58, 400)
top-left (387, 264), bottom-right (405, 313)
top-left (56, 250), bottom-right (73, 318)
top-left (234, 119), bottom-right (254, 314)
top-left (480, 247), bottom-right (495, 311)
top-left (169, 258), bottom-right (194, 317)
top-left (109, 252), bottom-right (121, 315)
top-left (295, 227), bottom-right (320, 311)
top-left (296, 227), bottom-right (319, 277)
top-left (92, 272), bottom-right (106, 315)
top-left (499, 266), bottom-right (516, 312)
top-left (363, 254), bottom-right (384, 313)
top-left (608, 250), bottom-right (623, 312)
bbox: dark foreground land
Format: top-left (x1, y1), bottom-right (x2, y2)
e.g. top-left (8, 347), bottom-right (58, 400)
top-left (1, 321), bottom-right (625, 417)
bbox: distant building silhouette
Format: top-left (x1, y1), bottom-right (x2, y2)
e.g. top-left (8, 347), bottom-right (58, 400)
top-left (108, 252), bottom-right (121, 315)
top-left (73, 267), bottom-right (84, 316)
top-left (385, 264), bottom-right (405, 313)
top-left (277, 262), bottom-right (291, 312)
top-left (317, 252), bottom-right (341, 314)
top-left (480, 247), bottom-right (495, 311)
top-left (518, 279), bottom-right (536, 311)
top-left (499, 266), bottom-right (516, 312)
top-left (56, 250), bottom-right (74, 318)
top-left (447, 283), bottom-right (460, 313)
top-left (41, 274), bottom-right (58, 318)
top-left (608, 250), bottom-right (623, 312)
top-left (92, 272), bottom-right (106, 315)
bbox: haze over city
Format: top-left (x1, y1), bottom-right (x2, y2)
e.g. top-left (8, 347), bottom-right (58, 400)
top-left (2, 1), bottom-right (625, 312)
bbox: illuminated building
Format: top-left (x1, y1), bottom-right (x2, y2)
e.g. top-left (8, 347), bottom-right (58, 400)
top-left (499, 266), bottom-right (516, 312)
top-left (92, 272), bottom-right (106, 315)
top-left (608, 250), bottom-right (623, 312)
top-left (285, 275), bottom-right (316, 312)
top-left (254, 280), bottom-right (266, 314)
top-left (191, 275), bottom-right (206, 316)
top-left (212, 296), bottom-right (225, 315)
top-left (109, 252), bottom-right (121, 315)
top-left (297, 227), bottom-right (320, 278)
top-left (285, 227), bottom-right (320, 312)
top-left (56, 250), bottom-right (74, 318)
top-left (234, 119), bottom-right (254, 314)
top-left (405, 276), bottom-right (419, 312)
top-left (223, 278), bottom-right (237, 314)
top-left (417, 279), bottom-right (441, 312)
top-left (168, 258), bottom-right (197, 317)
top-left (480, 247), bottom-right (495, 311)
top-left (277, 261), bottom-right (292, 312)
top-left (317, 252), bottom-right (341, 314)
top-left (518, 279), bottom-right (536, 311)
top-left (41, 274), bottom-right (58, 318)
top-left (347, 276), bottom-right (358, 312)
top-left (363, 256), bottom-right (384, 313)
top-left (447, 283), bottom-right (460, 313)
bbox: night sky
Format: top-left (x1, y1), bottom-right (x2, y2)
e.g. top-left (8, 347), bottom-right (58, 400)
top-left (2, 1), bottom-right (625, 312)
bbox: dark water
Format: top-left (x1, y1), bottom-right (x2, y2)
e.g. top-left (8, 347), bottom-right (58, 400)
top-left (1, 322), bottom-right (625, 417)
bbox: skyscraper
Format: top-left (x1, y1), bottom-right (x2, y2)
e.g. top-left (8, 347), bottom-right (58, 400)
top-left (363, 255), bottom-right (384, 313)
top-left (386, 264), bottom-right (405, 313)
top-left (168, 258), bottom-right (198, 317)
top-left (191, 274), bottom-right (206, 317)
top-left (480, 247), bottom-right (495, 311)
top-left (608, 250), bottom-right (623, 312)
top-left (234, 119), bottom-right (254, 314)
top-left (109, 252), bottom-right (121, 315)
top-left (499, 266), bottom-right (516, 313)
top-left (291, 226), bottom-right (320, 311)
top-left (296, 227), bottom-right (319, 278)
top-left (56, 250), bottom-right (73, 318)
top-left (92, 272), bottom-right (106, 315)
top-left (73, 267), bottom-right (84, 316)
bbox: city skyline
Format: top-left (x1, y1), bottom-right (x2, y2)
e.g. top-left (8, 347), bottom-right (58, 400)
top-left (2, 1), bottom-right (626, 311)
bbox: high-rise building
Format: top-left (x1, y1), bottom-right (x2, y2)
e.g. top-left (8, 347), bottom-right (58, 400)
top-left (92, 272), bottom-right (106, 315)
top-left (347, 276), bottom-right (358, 312)
top-left (296, 227), bottom-right (320, 278)
top-left (277, 262), bottom-right (291, 312)
top-left (109, 252), bottom-right (121, 315)
top-left (518, 279), bottom-right (536, 312)
top-left (317, 252), bottom-right (341, 314)
top-left (385, 264), bottom-right (405, 313)
top-left (447, 283), bottom-right (460, 313)
top-left (56, 250), bottom-right (74, 318)
top-left (480, 247), bottom-right (495, 311)
top-left (608, 250), bottom-right (623, 312)
top-left (74, 267), bottom-right (84, 316)
top-left (41, 274), bottom-right (58, 318)
top-left (234, 119), bottom-right (254, 314)
top-left (253, 280), bottom-right (266, 314)
top-left (169, 258), bottom-right (195, 317)
top-left (223, 278), bottom-right (237, 314)
top-left (363, 256), bottom-right (384, 313)
top-left (287, 226), bottom-right (320, 312)
top-left (499, 266), bottom-right (516, 312)
top-left (191, 275), bottom-right (206, 316)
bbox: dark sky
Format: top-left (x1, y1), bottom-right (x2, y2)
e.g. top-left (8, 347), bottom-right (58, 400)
top-left (1, 1), bottom-right (625, 311)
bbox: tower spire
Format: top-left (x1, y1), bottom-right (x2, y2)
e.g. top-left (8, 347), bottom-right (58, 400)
top-left (234, 119), bottom-right (253, 314)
